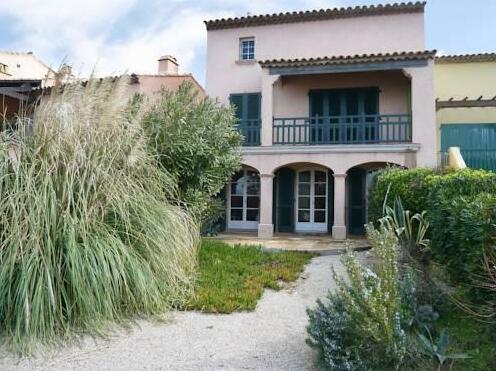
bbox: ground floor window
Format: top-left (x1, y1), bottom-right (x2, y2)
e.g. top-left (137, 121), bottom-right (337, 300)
top-left (228, 169), bottom-right (260, 229)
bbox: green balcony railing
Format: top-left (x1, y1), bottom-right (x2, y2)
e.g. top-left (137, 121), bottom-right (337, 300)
top-left (235, 119), bottom-right (261, 146)
top-left (273, 114), bottom-right (412, 145)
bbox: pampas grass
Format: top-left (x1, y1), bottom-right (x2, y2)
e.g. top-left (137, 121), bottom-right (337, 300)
top-left (0, 77), bottom-right (199, 352)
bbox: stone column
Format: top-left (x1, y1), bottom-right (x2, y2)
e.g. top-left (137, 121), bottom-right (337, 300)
top-left (258, 173), bottom-right (274, 239)
top-left (332, 173), bottom-right (347, 240)
top-left (260, 70), bottom-right (278, 146)
top-left (404, 60), bottom-right (437, 168)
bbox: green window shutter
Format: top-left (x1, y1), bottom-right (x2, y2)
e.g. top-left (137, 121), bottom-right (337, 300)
top-left (247, 94), bottom-right (260, 120)
top-left (229, 94), bottom-right (244, 120)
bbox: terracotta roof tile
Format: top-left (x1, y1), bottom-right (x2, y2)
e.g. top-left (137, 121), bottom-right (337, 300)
top-left (259, 50), bottom-right (437, 68)
top-left (205, 2), bottom-right (426, 30)
top-left (435, 53), bottom-right (496, 64)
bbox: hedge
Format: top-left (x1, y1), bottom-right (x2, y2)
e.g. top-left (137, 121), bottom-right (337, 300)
top-left (367, 168), bottom-right (496, 294)
top-left (438, 193), bottom-right (496, 289)
top-left (367, 167), bottom-right (437, 223)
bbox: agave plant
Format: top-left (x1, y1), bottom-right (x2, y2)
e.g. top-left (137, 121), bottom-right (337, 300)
top-left (417, 327), bottom-right (470, 370)
top-left (379, 187), bottom-right (430, 253)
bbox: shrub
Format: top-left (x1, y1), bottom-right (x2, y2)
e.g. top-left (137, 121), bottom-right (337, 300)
top-left (0, 77), bottom-right (199, 352)
top-left (427, 169), bottom-right (496, 262)
top-left (368, 167), bottom-right (437, 223)
top-left (307, 225), bottom-right (408, 370)
top-left (140, 83), bottom-right (241, 227)
top-left (434, 193), bottom-right (496, 289)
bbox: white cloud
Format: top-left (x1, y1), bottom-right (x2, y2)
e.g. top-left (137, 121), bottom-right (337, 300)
top-left (0, 0), bottom-right (343, 79)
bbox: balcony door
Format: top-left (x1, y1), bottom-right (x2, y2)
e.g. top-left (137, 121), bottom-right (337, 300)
top-left (295, 169), bottom-right (328, 233)
top-left (309, 88), bottom-right (379, 143)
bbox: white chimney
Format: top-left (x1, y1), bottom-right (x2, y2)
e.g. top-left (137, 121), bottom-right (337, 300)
top-left (158, 55), bottom-right (179, 75)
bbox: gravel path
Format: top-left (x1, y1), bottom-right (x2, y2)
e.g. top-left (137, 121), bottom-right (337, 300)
top-left (0, 254), bottom-right (344, 371)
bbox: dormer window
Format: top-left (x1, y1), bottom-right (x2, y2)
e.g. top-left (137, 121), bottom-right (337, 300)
top-left (239, 37), bottom-right (255, 61)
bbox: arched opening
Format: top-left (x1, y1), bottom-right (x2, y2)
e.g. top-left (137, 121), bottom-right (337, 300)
top-left (226, 166), bottom-right (260, 231)
top-left (346, 162), bottom-right (405, 235)
top-left (273, 162), bottom-right (334, 234)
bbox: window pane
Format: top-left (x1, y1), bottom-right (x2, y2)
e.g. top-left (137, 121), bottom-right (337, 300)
top-left (314, 183), bottom-right (326, 196)
top-left (299, 171), bottom-right (310, 182)
top-left (247, 196), bottom-right (259, 208)
top-left (230, 196), bottom-right (243, 208)
top-left (246, 171), bottom-right (259, 182)
top-left (298, 197), bottom-right (310, 209)
top-left (230, 181), bottom-right (244, 195)
top-left (315, 197), bottom-right (326, 210)
top-left (231, 171), bottom-right (244, 182)
top-left (230, 209), bottom-right (243, 221)
top-left (314, 171), bottom-right (326, 183)
top-left (314, 210), bottom-right (326, 223)
top-left (246, 209), bottom-right (259, 221)
top-left (298, 210), bottom-right (310, 222)
top-left (298, 183), bottom-right (310, 196)
top-left (247, 182), bottom-right (260, 195)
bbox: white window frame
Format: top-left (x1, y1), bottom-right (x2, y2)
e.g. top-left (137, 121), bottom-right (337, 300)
top-left (227, 169), bottom-right (260, 230)
top-left (295, 168), bottom-right (328, 233)
top-left (239, 37), bottom-right (255, 61)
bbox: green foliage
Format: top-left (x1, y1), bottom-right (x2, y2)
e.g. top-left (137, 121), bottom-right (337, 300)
top-left (140, 83), bottom-right (242, 226)
top-left (433, 193), bottom-right (496, 292)
top-left (368, 167), bottom-right (437, 224)
top-left (186, 240), bottom-right (312, 313)
top-left (379, 196), bottom-right (430, 255)
top-left (307, 225), bottom-right (408, 370)
top-left (426, 170), bottom-right (496, 273)
top-left (0, 77), bottom-right (199, 353)
top-left (417, 328), bottom-right (470, 370)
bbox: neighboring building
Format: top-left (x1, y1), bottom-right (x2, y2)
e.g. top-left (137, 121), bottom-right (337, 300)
top-left (127, 55), bottom-right (205, 98)
top-left (435, 53), bottom-right (496, 170)
top-left (205, 1), bottom-right (437, 239)
top-left (34, 55), bottom-right (205, 101)
top-left (0, 51), bottom-right (57, 120)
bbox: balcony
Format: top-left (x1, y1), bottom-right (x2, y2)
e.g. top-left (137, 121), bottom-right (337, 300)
top-left (236, 119), bottom-right (261, 146)
top-left (272, 114), bottom-right (412, 145)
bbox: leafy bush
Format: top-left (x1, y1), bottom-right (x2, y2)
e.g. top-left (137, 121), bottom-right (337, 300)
top-left (140, 83), bottom-right (241, 227)
top-left (0, 77), bottom-right (199, 352)
top-left (368, 167), bottom-right (437, 223)
top-left (307, 225), bottom-right (408, 370)
top-left (426, 170), bottom-right (496, 266)
top-left (434, 193), bottom-right (496, 290)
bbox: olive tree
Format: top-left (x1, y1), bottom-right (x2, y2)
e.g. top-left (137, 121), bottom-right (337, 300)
top-left (140, 83), bottom-right (241, 229)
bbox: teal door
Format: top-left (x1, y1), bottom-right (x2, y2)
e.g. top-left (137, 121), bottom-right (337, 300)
top-left (441, 124), bottom-right (496, 171)
top-left (348, 168), bottom-right (366, 235)
top-left (276, 168), bottom-right (295, 232)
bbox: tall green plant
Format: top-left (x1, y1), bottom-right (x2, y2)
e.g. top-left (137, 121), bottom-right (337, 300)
top-left (307, 225), bottom-right (407, 370)
top-left (140, 83), bottom-right (241, 226)
top-left (0, 77), bottom-right (199, 352)
top-left (379, 194), bottom-right (430, 254)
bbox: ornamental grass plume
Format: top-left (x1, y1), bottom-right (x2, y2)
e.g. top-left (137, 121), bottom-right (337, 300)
top-left (0, 76), bottom-right (199, 353)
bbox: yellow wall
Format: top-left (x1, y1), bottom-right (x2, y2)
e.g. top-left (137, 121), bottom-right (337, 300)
top-left (434, 60), bottom-right (496, 150)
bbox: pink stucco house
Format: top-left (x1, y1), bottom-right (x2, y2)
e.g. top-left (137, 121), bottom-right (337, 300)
top-left (205, 2), bottom-right (437, 239)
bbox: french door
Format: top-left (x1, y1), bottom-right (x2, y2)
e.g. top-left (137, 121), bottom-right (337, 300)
top-left (295, 169), bottom-right (328, 233)
top-left (228, 169), bottom-right (260, 230)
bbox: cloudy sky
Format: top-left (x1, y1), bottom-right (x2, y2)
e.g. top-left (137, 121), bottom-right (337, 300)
top-left (1, 0), bottom-right (495, 84)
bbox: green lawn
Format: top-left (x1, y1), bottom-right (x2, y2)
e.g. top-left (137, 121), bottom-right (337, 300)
top-left (186, 239), bottom-right (314, 313)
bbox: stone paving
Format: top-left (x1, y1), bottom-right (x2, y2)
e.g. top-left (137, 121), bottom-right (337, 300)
top-left (209, 232), bottom-right (369, 254)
